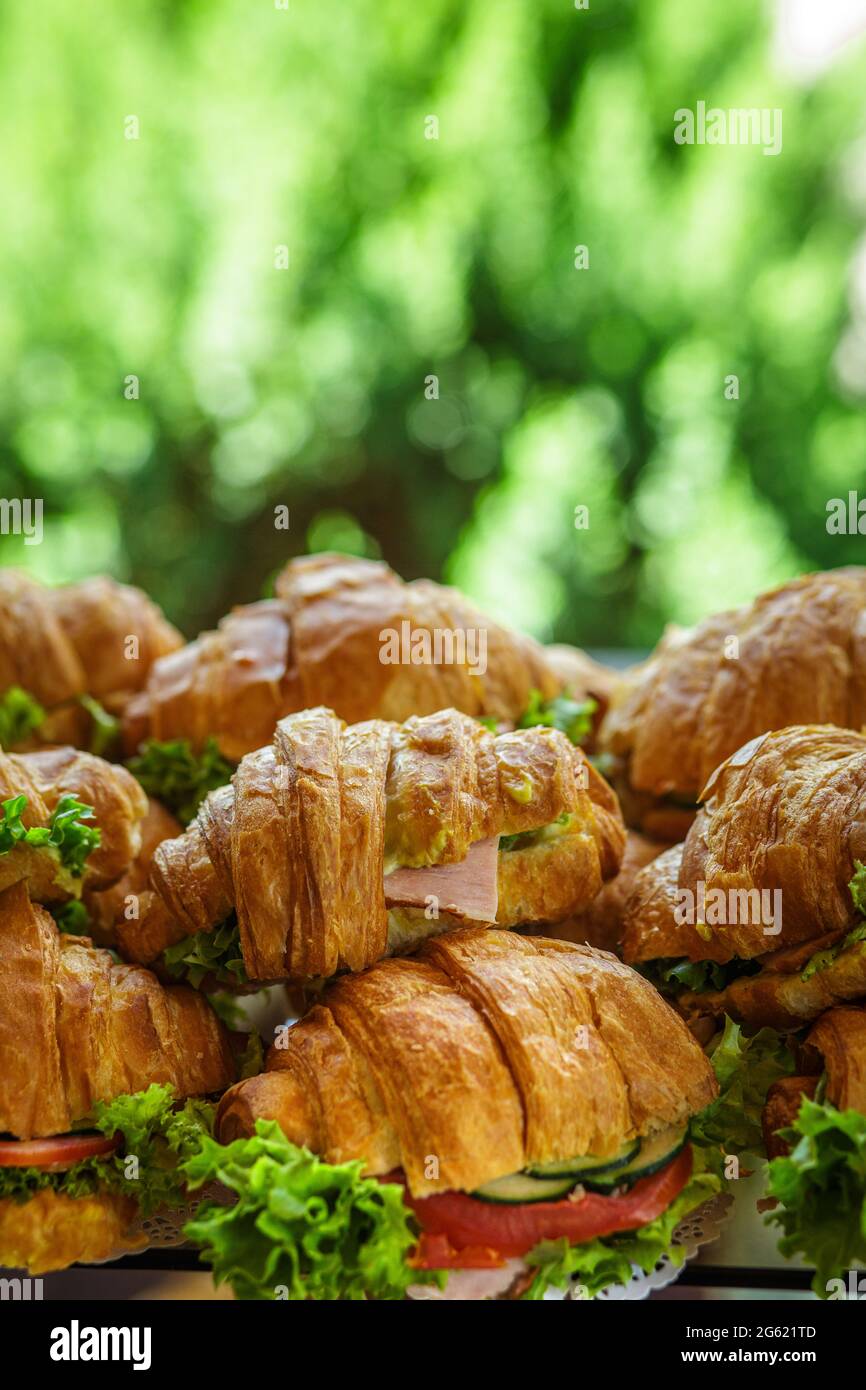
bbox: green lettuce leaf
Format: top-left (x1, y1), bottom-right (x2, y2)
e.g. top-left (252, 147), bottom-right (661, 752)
top-left (766, 1097), bottom-right (866, 1295)
top-left (0, 1083), bottom-right (215, 1216)
top-left (517, 690), bottom-right (597, 746)
top-left (799, 866), bottom-right (866, 980)
top-left (849, 860), bottom-right (866, 917)
top-left (523, 1147), bottom-right (721, 1299)
top-left (689, 1016), bottom-right (794, 1158)
top-left (637, 956), bottom-right (757, 996)
top-left (801, 927), bottom-right (866, 981)
top-left (126, 737), bottom-right (234, 825)
top-left (206, 991), bottom-right (247, 1030)
top-left (50, 899), bottom-right (93, 935)
top-left (162, 916), bottom-right (248, 990)
top-left (0, 1157), bottom-right (111, 1204)
top-left (499, 811), bottom-right (571, 853)
top-left (0, 794), bottom-right (35, 857)
top-left (78, 693), bottom-right (120, 757)
top-left (236, 1031), bottom-right (264, 1080)
top-left (0, 685), bottom-right (45, 748)
top-left (0, 792), bottom-right (100, 878)
top-left (183, 1120), bottom-right (429, 1300)
top-left (44, 794), bottom-right (101, 876)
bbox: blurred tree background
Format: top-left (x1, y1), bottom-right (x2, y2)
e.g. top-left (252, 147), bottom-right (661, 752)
top-left (0, 0), bottom-right (865, 648)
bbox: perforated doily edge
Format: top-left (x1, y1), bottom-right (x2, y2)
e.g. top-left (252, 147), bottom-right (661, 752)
top-left (75, 1185), bottom-right (229, 1267)
top-left (81, 1191), bottom-right (734, 1299)
top-left (546, 1190), bottom-right (735, 1301)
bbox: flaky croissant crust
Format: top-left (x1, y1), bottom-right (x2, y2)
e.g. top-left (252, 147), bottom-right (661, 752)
top-left (0, 569), bottom-right (181, 743)
top-left (601, 568), bottom-right (866, 802)
top-left (84, 795), bottom-right (181, 946)
top-left (0, 1189), bottom-right (145, 1275)
top-left (216, 928), bottom-right (717, 1197)
top-left (539, 830), bottom-right (671, 956)
top-left (623, 725), bottom-right (866, 967)
top-left (0, 881), bottom-right (236, 1140)
top-left (118, 706), bottom-right (625, 982)
top-left (121, 552), bottom-right (586, 762)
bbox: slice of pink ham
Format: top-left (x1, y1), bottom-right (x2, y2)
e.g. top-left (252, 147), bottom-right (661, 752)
top-left (383, 835), bottom-right (500, 923)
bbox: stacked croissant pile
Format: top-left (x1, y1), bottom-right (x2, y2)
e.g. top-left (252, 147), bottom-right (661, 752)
top-left (2, 555), bottom-right (865, 1299)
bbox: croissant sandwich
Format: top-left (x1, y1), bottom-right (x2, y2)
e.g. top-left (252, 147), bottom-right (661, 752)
top-left (762, 1006), bottom-right (866, 1294)
top-left (115, 706), bottom-right (625, 988)
top-left (0, 569), bottom-right (181, 751)
top-left (0, 881), bottom-right (248, 1275)
top-left (622, 726), bottom-right (866, 1034)
top-left (599, 568), bottom-right (866, 835)
top-left (121, 552), bottom-right (605, 776)
top-left (0, 743), bottom-right (148, 908)
top-left (183, 927), bottom-right (720, 1300)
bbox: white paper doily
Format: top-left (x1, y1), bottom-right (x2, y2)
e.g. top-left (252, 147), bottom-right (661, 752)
top-left (548, 1191), bottom-right (733, 1301)
top-left (79, 1183), bottom-right (229, 1266)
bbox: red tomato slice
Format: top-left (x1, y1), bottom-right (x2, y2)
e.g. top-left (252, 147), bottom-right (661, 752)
top-left (406, 1146), bottom-right (693, 1259)
top-left (0, 1133), bottom-right (121, 1170)
top-left (409, 1231), bottom-right (506, 1271)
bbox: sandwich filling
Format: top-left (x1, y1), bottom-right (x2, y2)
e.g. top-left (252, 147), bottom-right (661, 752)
top-left (660, 864), bottom-right (866, 1030)
top-left (0, 686), bottom-right (46, 748)
top-left (0, 790), bottom-right (101, 898)
top-left (160, 813), bottom-right (583, 986)
top-left (126, 737), bottom-right (234, 825)
top-left (0, 1084), bottom-right (216, 1218)
top-left (0, 683), bottom-right (120, 758)
top-left (182, 1120), bottom-right (721, 1301)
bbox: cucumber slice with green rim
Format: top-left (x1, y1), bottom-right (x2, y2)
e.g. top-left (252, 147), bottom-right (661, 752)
top-left (583, 1125), bottom-right (688, 1191)
top-left (471, 1171), bottom-right (576, 1204)
top-left (471, 1126), bottom-right (689, 1204)
top-left (526, 1138), bottom-right (640, 1180)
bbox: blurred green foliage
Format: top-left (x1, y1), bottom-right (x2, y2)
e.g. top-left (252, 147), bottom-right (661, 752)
top-left (0, 0), bottom-right (865, 645)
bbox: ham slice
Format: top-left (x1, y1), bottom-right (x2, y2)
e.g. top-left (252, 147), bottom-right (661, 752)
top-left (407, 1259), bottom-right (526, 1301)
top-left (384, 836), bottom-right (500, 924)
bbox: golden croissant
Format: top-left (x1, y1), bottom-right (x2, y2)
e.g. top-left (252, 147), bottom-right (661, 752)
top-left (121, 552), bottom-right (604, 763)
top-left (0, 881), bottom-right (238, 1273)
top-left (0, 743), bottom-right (147, 903)
top-left (0, 882), bottom-right (236, 1140)
top-left (116, 705), bottom-right (625, 984)
top-left (197, 928), bottom-right (717, 1299)
top-left (622, 725), bottom-right (866, 1031)
top-left (218, 927), bottom-right (715, 1190)
top-left (599, 568), bottom-right (866, 834)
top-left (0, 568), bottom-right (181, 748)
